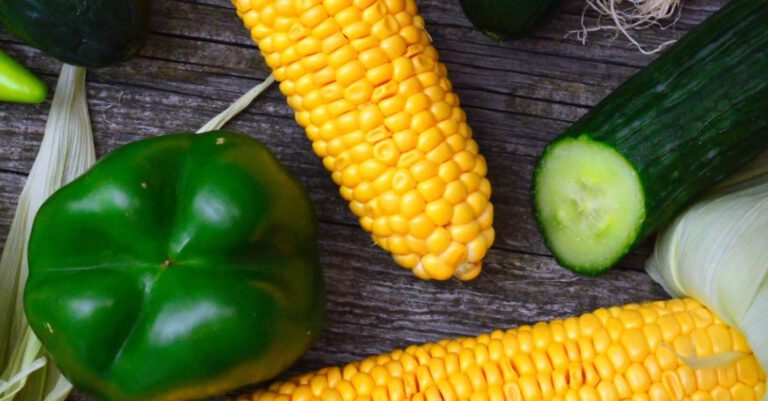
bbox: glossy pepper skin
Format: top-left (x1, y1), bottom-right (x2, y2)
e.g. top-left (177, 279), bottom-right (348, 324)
top-left (25, 131), bottom-right (325, 401)
top-left (0, 49), bottom-right (46, 103)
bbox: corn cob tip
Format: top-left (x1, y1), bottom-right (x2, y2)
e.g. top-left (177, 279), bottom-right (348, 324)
top-left (235, 0), bottom-right (495, 281)
top-left (454, 261), bottom-right (482, 281)
top-left (411, 260), bottom-right (482, 282)
top-left (404, 251), bottom-right (485, 281)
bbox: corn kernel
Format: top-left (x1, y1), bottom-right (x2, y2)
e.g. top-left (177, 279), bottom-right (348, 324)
top-left (399, 189), bottom-right (425, 218)
top-left (399, 76), bottom-right (423, 98)
top-left (378, 191), bottom-right (401, 215)
top-left (439, 241), bottom-right (467, 267)
top-left (710, 387), bottom-right (731, 401)
top-left (337, 60), bottom-right (367, 86)
top-left (730, 384), bottom-right (755, 401)
top-left (622, 329), bottom-right (650, 363)
top-left (329, 99), bottom-right (356, 117)
top-left (385, 214), bottom-right (408, 235)
top-left (398, 149), bottom-right (423, 169)
top-left (425, 227), bottom-right (451, 254)
top-left (362, 0), bottom-right (386, 22)
top-left (626, 364), bottom-right (651, 393)
top-left (323, 0), bottom-right (352, 15)
top-left (319, 83), bottom-right (343, 104)
top-left (643, 356), bottom-right (661, 383)
top-left (384, 112), bottom-right (412, 132)
top-left (371, 15), bottom-right (398, 40)
top-left (363, 124), bottom-right (386, 145)
top-left (379, 95), bottom-right (405, 117)
top-left (675, 311), bottom-right (696, 335)
top-left (673, 336), bottom-right (694, 360)
top-left (405, 93), bottom-right (430, 114)
top-left (358, 104), bottom-right (384, 131)
top-left (425, 199), bottom-right (453, 226)
top-left (409, 214), bottom-right (435, 239)
top-left (410, 111), bottom-right (436, 133)
top-left (391, 170), bottom-right (415, 194)
top-left (300, 5), bottom-right (329, 27)
top-left (431, 160), bottom-right (459, 183)
top-left (678, 366), bottom-right (697, 396)
top-left (400, 25), bottom-right (422, 44)
top-left (416, 255), bottom-right (446, 280)
top-left (345, 80), bottom-right (374, 104)
top-left (417, 177), bottom-right (446, 203)
top-left (352, 37), bottom-right (379, 53)
top-left (372, 81), bottom-right (399, 103)
top-left (416, 127), bottom-right (443, 153)
top-left (607, 343), bottom-right (631, 374)
top-left (695, 369), bottom-right (718, 392)
top-left (367, 63), bottom-right (394, 85)
top-left (393, 9), bottom-right (411, 26)
top-left (578, 337), bottom-right (596, 364)
top-left (448, 202), bottom-right (474, 226)
top-left (386, 235), bottom-right (409, 255)
top-left (408, 160), bottom-right (436, 182)
top-left (322, 32), bottom-right (348, 54)
top-left (658, 315), bottom-right (682, 343)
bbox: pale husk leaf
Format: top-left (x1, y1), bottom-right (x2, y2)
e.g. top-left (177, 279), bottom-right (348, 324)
top-left (0, 64), bottom-right (94, 401)
top-left (647, 154), bottom-right (768, 398)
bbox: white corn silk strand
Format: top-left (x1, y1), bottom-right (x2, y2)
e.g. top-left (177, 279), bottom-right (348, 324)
top-left (0, 64), bottom-right (94, 401)
top-left (572, 0), bottom-right (682, 55)
top-left (647, 154), bottom-right (768, 398)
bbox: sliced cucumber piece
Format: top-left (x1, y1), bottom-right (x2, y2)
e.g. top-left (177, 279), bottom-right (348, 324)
top-left (533, 0), bottom-right (768, 275)
top-left (534, 136), bottom-right (645, 275)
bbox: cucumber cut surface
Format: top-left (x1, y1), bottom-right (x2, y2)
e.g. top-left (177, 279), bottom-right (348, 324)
top-left (533, 0), bottom-right (768, 275)
top-left (535, 136), bottom-right (645, 275)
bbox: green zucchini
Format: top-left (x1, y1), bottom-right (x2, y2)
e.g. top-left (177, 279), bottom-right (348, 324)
top-left (533, 0), bottom-right (768, 275)
top-left (459, 0), bottom-right (564, 41)
top-left (0, 0), bottom-right (150, 68)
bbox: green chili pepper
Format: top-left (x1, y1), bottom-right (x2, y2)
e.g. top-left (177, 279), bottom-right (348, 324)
top-left (25, 131), bottom-right (325, 401)
top-left (0, 49), bottom-right (46, 103)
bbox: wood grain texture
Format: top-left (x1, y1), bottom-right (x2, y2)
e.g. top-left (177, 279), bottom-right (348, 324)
top-left (0, 0), bottom-right (724, 399)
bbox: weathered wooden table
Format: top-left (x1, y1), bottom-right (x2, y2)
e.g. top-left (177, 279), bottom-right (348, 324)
top-left (0, 0), bottom-right (724, 399)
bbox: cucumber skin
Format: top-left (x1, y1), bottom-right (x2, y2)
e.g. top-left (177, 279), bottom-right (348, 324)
top-left (534, 0), bottom-right (768, 275)
top-left (0, 0), bottom-right (150, 68)
top-left (459, 0), bottom-right (565, 41)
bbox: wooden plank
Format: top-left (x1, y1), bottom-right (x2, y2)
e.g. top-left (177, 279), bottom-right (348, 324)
top-left (0, 78), bottom-right (651, 261)
top-left (0, 0), bottom-right (725, 399)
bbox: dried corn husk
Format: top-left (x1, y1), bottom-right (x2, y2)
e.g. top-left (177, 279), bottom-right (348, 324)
top-left (0, 64), bottom-right (94, 401)
top-left (197, 75), bottom-right (275, 133)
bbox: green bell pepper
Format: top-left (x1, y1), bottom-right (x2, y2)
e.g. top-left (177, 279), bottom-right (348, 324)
top-left (25, 131), bottom-right (325, 401)
top-left (0, 49), bottom-right (46, 103)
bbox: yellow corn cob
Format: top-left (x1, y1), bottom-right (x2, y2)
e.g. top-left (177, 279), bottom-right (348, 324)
top-left (238, 299), bottom-right (765, 401)
top-left (232, 0), bottom-right (494, 281)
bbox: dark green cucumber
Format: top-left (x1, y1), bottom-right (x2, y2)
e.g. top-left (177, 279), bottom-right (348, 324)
top-left (459, 0), bottom-right (564, 41)
top-left (0, 0), bottom-right (150, 68)
top-left (533, 0), bottom-right (768, 275)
